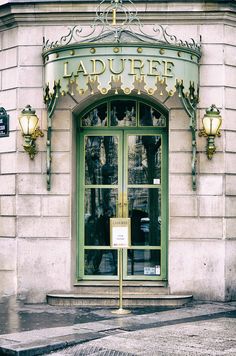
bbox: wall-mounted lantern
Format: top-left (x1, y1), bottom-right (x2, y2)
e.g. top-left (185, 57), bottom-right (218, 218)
top-left (18, 105), bottom-right (44, 159)
top-left (199, 104), bottom-right (222, 160)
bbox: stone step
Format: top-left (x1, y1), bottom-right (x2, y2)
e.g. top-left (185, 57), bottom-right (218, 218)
top-left (47, 293), bottom-right (193, 307)
top-left (71, 281), bottom-right (169, 295)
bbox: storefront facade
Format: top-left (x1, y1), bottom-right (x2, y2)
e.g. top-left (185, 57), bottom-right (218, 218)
top-left (0, 0), bottom-right (235, 303)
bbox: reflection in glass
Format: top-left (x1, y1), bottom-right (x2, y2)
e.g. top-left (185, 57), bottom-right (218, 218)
top-left (81, 103), bottom-right (107, 126)
top-left (85, 188), bottom-right (117, 246)
top-left (110, 100), bottom-right (136, 126)
top-left (129, 188), bottom-right (161, 246)
top-left (85, 249), bottom-right (117, 275)
top-left (85, 136), bottom-right (118, 185)
top-left (140, 103), bottom-right (166, 127)
top-left (128, 135), bottom-right (161, 184)
top-left (127, 250), bottom-right (161, 276)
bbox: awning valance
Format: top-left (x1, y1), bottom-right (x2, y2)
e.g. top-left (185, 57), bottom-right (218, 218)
top-left (43, 40), bottom-right (200, 101)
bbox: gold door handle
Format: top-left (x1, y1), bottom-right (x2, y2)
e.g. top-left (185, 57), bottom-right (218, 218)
top-left (117, 197), bottom-right (123, 217)
top-left (123, 192), bottom-right (128, 218)
top-left (117, 192), bottom-right (128, 217)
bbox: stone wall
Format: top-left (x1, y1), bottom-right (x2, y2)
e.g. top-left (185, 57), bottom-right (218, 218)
top-left (224, 24), bottom-right (236, 301)
top-left (0, 1), bottom-right (235, 302)
top-left (169, 20), bottom-right (236, 301)
top-left (0, 27), bottom-right (18, 297)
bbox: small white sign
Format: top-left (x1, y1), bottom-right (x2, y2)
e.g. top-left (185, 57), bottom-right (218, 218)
top-left (155, 265), bottom-right (161, 275)
top-left (144, 267), bottom-right (156, 275)
top-left (153, 178), bottom-right (160, 185)
top-left (112, 227), bottom-right (129, 248)
top-left (110, 218), bottom-right (131, 248)
top-left (144, 266), bottom-right (161, 275)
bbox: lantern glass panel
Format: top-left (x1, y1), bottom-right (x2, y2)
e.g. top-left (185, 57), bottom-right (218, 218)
top-left (203, 115), bottom-right (221, 136)
top-left (19, 115), bottom-right (38, 135)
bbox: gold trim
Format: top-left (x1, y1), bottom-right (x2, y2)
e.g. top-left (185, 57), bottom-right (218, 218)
top-left (124, 87), bottom-right (131, 94)
top-left (101, 87), bottom-right (108, 94)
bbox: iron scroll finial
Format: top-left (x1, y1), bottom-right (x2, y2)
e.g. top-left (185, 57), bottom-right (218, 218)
top-left (95, 0), bottom-right (140, 42)
top-left (42, 0), bottom-right (201, 51)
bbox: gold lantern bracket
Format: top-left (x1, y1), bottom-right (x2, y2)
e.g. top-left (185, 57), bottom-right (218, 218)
top-left (22, 127), bottom-right (44, 159)
top-left (18, 105), bottom-right (44, 160)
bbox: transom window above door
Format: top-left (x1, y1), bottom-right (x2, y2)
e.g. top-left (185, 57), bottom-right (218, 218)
top-left (80, 100), bottom-right (166, 128)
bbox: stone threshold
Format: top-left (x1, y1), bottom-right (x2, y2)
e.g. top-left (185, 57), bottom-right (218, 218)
top-left (47, 293), bottom-right (193, 307)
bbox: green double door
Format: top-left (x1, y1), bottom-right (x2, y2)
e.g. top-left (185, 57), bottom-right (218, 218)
top-left (77, 101), bottom-right (168, 281)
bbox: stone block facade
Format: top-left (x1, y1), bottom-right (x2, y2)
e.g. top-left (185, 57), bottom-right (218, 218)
top-left (0, 0), bottom-right (235, 303)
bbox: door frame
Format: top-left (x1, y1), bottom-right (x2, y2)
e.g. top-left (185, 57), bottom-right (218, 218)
top-left (76, 96), bottom-right (169, 282)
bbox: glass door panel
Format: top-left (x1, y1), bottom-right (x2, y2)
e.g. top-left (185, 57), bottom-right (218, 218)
top-left (79, 129), bottom-right (166, 280)
top-left (127, 135), bottom-right (161, 185)
top-left (84, 188), bottom-right (118, 246)
top-left (123, 133), bottom-right (163, 279)
top-left (84, 187), bottom-right (118, 276)
top-left (128, 188), bottom-right (161, 246)
top-left (81, 133), bottom-right (122, 279)
top-left (85, 136), bottom-right (118, 185)
top-left (85, 249), bottom-right (117, 276)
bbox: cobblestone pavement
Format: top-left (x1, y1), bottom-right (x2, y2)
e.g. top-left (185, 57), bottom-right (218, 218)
top-left (47, 345), bottom-right (135, 355)
top-left (0, 300), bottom-right (235, 355)
top-left (45, 304), bottom-right (236, 356)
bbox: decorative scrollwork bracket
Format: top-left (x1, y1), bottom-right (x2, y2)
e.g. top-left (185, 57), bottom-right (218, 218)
top-left (44, 82), bottom-right (61, 191)
top-left (177, 81), bottom-right (199, 191)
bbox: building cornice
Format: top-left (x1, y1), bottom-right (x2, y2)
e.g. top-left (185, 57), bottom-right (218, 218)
top-left (0, 0), bottom-right (235, 3)
top-left (0, 2), bottom-right (235, 30)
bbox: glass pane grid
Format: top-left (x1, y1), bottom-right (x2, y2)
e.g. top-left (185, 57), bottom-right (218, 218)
top-left (80, 100), bottom-right (167, 129)
top-left (79, 99), bottom-right (167, 280)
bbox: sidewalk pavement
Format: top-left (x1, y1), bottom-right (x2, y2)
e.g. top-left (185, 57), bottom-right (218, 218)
top-left (0, 297), bottom-right (235, 355)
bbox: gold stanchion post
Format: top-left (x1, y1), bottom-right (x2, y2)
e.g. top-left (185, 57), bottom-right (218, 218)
top-left (112, 248), bottom-right (131, 314)
top-left (110, 217), bottom-right (131, 314)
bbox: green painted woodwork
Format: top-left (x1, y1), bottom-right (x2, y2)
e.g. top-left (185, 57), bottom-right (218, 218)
top-left (76, 98), bottom-right (168, 281)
